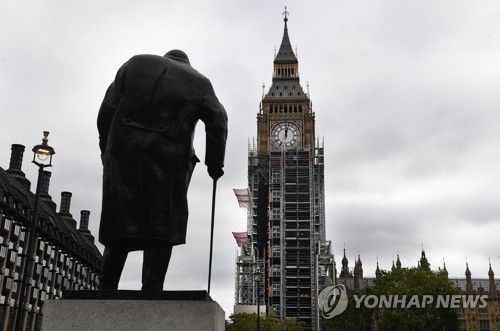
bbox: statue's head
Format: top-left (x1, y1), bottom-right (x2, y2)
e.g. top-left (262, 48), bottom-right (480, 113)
top-left (164, 49), bottom-right (190, 65)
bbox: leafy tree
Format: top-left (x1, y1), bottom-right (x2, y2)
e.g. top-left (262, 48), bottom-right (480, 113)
top-left (226, 311), bottom-right (304, 331)
top-left (372, 267), bottom-right (459, 331)
top-left (321, 267), bottom-right (459, 331)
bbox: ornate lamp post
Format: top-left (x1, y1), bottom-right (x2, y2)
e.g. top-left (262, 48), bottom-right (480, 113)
top-left (15, 131), bottom-right (55, 330)
top-left (253, 270), bottom-right (263, 331)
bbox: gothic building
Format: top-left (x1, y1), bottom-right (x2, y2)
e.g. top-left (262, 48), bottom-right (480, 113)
top-left (0, 143), bottom-right (102, 330)
top-left (338, 249), bottom-right (500, 331)
top-left (233, 11), bottom-right (335, 330)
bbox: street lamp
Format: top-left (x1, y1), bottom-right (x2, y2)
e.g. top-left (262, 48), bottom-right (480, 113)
top-left (32, 131), bottom-right (55, 166)
top-left (15, 131), bottom-right (55, 330)
top-left (254, 270), bottom-right (263, 331)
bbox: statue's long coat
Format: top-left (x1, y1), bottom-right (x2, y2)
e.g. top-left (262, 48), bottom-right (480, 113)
top-left (97, 54), bottom-right (227, 248)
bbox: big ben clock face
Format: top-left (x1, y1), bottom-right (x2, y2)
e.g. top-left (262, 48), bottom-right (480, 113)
top-left (271, 122), bottom-right (301, 149)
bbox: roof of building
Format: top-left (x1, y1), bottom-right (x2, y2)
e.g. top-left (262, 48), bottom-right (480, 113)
top-left (450, 278), bottom-right (500, 292)
top-left (274, 10), bottom-right (298, 65)
top-left (263, 79), bottom-right (309, 102)
top-left (337, 249), bottom-right (499, 295)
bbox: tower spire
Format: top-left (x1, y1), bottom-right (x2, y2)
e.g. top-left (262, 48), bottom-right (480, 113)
top-left (274, 7), bottom-right (298, 64)
top-left (442, 257), bottom-right (448, 277)
top-left (375, 258), bottom-right (382, 278)
top-left (465, 261), bottom-right (473, 293)
top-left (489, 259), bottom-right (497, 296)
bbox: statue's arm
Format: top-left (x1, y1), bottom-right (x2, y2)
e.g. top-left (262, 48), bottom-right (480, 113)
top-left (200, 81), bottom-right (228, 175)
top-left (97, 61), bottom-right (129, 156)
top-left (97, 82), bottom-right (119, 155)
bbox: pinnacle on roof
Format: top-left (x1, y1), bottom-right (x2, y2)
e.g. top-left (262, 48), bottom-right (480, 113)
top-left (396, 254), bottom-right (402, 269)
top-left (442, 258), bottom-right (448, 277)
top-left (274, 6), bottom-right (298, 64)
top-left (489, 260), bottom-right (494, 277)
top-left (375, 260), bottom-right (382, 278)
top-left (342, 247), bottom-right (348, 264)
top-left (465, 262), bottom-right (471, 277)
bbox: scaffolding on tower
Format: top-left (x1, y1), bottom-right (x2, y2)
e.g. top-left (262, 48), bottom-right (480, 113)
top-left (233, 143), bottom-right (266, 312)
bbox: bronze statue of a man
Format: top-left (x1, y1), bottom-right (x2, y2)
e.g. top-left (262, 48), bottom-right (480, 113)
top-left (97, 50), bottom-right (228, 291)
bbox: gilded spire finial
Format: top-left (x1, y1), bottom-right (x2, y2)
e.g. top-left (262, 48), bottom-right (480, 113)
top-left (283, 6), bottom-right (289, 22)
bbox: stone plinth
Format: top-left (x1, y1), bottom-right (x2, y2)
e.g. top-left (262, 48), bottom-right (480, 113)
top-left (42, 291), bottom-right (225, 331)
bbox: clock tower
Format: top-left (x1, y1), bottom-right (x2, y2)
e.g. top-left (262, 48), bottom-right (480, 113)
top-left (257, 9), bottom-right (315, 153)
top-left (234, 9), bottom-right (335, 331)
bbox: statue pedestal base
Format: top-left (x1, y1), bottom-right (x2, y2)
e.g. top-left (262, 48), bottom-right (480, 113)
top-left (41, 290), bottom-right (225, 331)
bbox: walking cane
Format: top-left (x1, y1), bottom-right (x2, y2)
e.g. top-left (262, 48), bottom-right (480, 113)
top-left (208, 179), bottom-right (217, 296)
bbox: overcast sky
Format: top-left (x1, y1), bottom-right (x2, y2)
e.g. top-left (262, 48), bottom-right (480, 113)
top-left (1, 0), bottom-right (500, 315)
